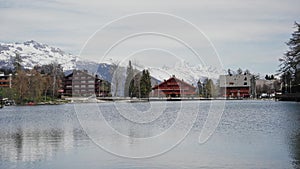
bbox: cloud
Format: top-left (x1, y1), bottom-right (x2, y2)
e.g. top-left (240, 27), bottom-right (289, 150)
top-left (0, 0), bottom-right (299, 74)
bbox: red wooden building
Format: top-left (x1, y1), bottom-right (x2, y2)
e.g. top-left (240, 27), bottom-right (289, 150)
top-left (152, 75), bottom-right (196, 97)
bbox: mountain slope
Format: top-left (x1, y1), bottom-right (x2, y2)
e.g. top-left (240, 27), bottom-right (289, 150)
top-left (131, 60), bottom-right (220, 85)
top-left (0, 40), bottom-right (220, 85)
top-left (0, 40), bottom-right (77, 70)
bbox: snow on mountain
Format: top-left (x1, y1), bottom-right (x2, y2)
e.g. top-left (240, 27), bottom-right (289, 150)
top-left (131, 60), bottom-right (221, 85)
top-left (90, 59), bottom-right (221, 85)
top-left (76, 60), bottom-right (112, 82)
top-left (0, 40), bottom-right (221, 84)
top-left (0, 40), bottom-right (77, 70)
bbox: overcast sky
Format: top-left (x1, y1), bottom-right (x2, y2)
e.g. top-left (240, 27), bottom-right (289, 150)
top-left (0, 0), bottom-right (299, 75)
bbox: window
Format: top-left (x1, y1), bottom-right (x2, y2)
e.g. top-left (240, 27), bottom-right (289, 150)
top-left (244, 77), bottom-right (247, 80)
top-left (244, 82), bottom-right (247, 85)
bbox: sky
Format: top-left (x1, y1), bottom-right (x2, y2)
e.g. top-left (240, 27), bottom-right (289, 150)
top-left (0, 0), bottom-right (299, 76)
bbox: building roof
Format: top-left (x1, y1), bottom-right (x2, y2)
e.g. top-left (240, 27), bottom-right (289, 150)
top-left (63, 70), bottom-right (73, 77)
top-left (65, 69), bottom-right (96, 79)
top-left (153, 76), bottom-right (196, 90)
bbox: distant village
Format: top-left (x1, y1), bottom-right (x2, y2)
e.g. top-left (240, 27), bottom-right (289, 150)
top-left (0, 22), bottom-right (299, 105)
top-left (0, 58), bottom-right (298, 106)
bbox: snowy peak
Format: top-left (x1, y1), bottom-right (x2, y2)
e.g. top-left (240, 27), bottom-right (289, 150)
top-left (130, 60), bottom-right (220, 85)
top-left (0, 40), bottom-right (221, 85)
top-left (0, 40), bottom-right (77, 70)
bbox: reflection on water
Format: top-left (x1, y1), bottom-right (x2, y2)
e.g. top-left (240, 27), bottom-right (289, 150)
top-left (0, 127), bottom-right (89, 162)
top-left (0, 105), bottom-right (88, 163)
top-left (288, 106), bottom-right (300, 168)
top-left (291, 133), bottom-right (300, 167)
top-left (0, 101), bottom-right (299, 169)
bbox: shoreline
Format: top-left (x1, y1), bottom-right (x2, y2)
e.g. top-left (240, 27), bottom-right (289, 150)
top-left (64, 97), bottom-right (275, 103)
top-left (4, 97), bottom-right (279, 107)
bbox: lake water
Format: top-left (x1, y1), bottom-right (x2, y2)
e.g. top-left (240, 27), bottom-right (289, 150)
top-left (0, 100), bottom-right (299, 169)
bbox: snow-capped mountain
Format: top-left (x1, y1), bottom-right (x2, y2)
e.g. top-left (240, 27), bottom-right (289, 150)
top-left (90, 60), bottom-right (221, 85)
top-left (0, 40), bottom-right (77, 70)
top-left (0, 40), bottom-right (221, 84)
top-left (76, 60), bottom-right (112, 82)
top-left (131, 60), bottom-right (221, 85)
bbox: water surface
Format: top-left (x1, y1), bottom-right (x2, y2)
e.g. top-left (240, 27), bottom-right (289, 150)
top-left (0, 100), bottom-right (299, 169)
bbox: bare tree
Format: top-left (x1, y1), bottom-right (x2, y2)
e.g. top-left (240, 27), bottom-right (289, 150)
top-left (12, 70), bottom-right (29, 104)
top-left (124, 60), bottom-right (134, 97)
top-left (27, 69), bottom-right (44, 102)
top-left (110, 60), bottom-right (125, 97)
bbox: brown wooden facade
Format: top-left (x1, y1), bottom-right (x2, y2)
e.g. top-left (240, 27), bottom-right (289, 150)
top-left (63, 70), bottom-right (110, 97)
top-left (152, 76), bottom-right (196, 97)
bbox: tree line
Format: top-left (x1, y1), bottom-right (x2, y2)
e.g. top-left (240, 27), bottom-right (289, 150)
top-left (197, 78), bottom-right (219, 98)
top-left (0, 54), bottom-right (63, 104)
top-left (124, 61), bottom-right (152, 98)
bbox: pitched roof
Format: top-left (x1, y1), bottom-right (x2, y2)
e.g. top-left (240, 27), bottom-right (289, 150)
top-left (153, 76), bottom-right (196, 89)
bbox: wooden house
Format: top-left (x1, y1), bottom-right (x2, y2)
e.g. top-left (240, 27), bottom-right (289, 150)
top-left (152, 75), bottom-right (196, 97)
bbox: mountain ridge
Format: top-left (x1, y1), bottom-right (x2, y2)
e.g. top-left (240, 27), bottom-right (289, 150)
top-left (0, 40), bottom-right (77, 70)
top-left (0, 40), bottom-right (220, 84)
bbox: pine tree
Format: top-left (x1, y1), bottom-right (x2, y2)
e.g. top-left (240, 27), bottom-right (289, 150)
top-left (128, 69), bottom-right (152, 98)
top-left (278, 22), bottom-right (300, 86)
top-left (227, 69), bottom-right (232, 76)
top-left (138, 69), bottom-right (152, 98)
top-left (144, 70), bottom-right (152, 98)
top-left (244, 69), bottom-right (251, 75)
top-left (197, 80), bottom-right (202, 96)
top-left (237, 68), bottom-right (243, 75)
top-left (265, 75), bottom-right (269, 80)
top-left (127, 63), bottom-right (151, 98)
top-left (140, 70), bottom-right (147, 98)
